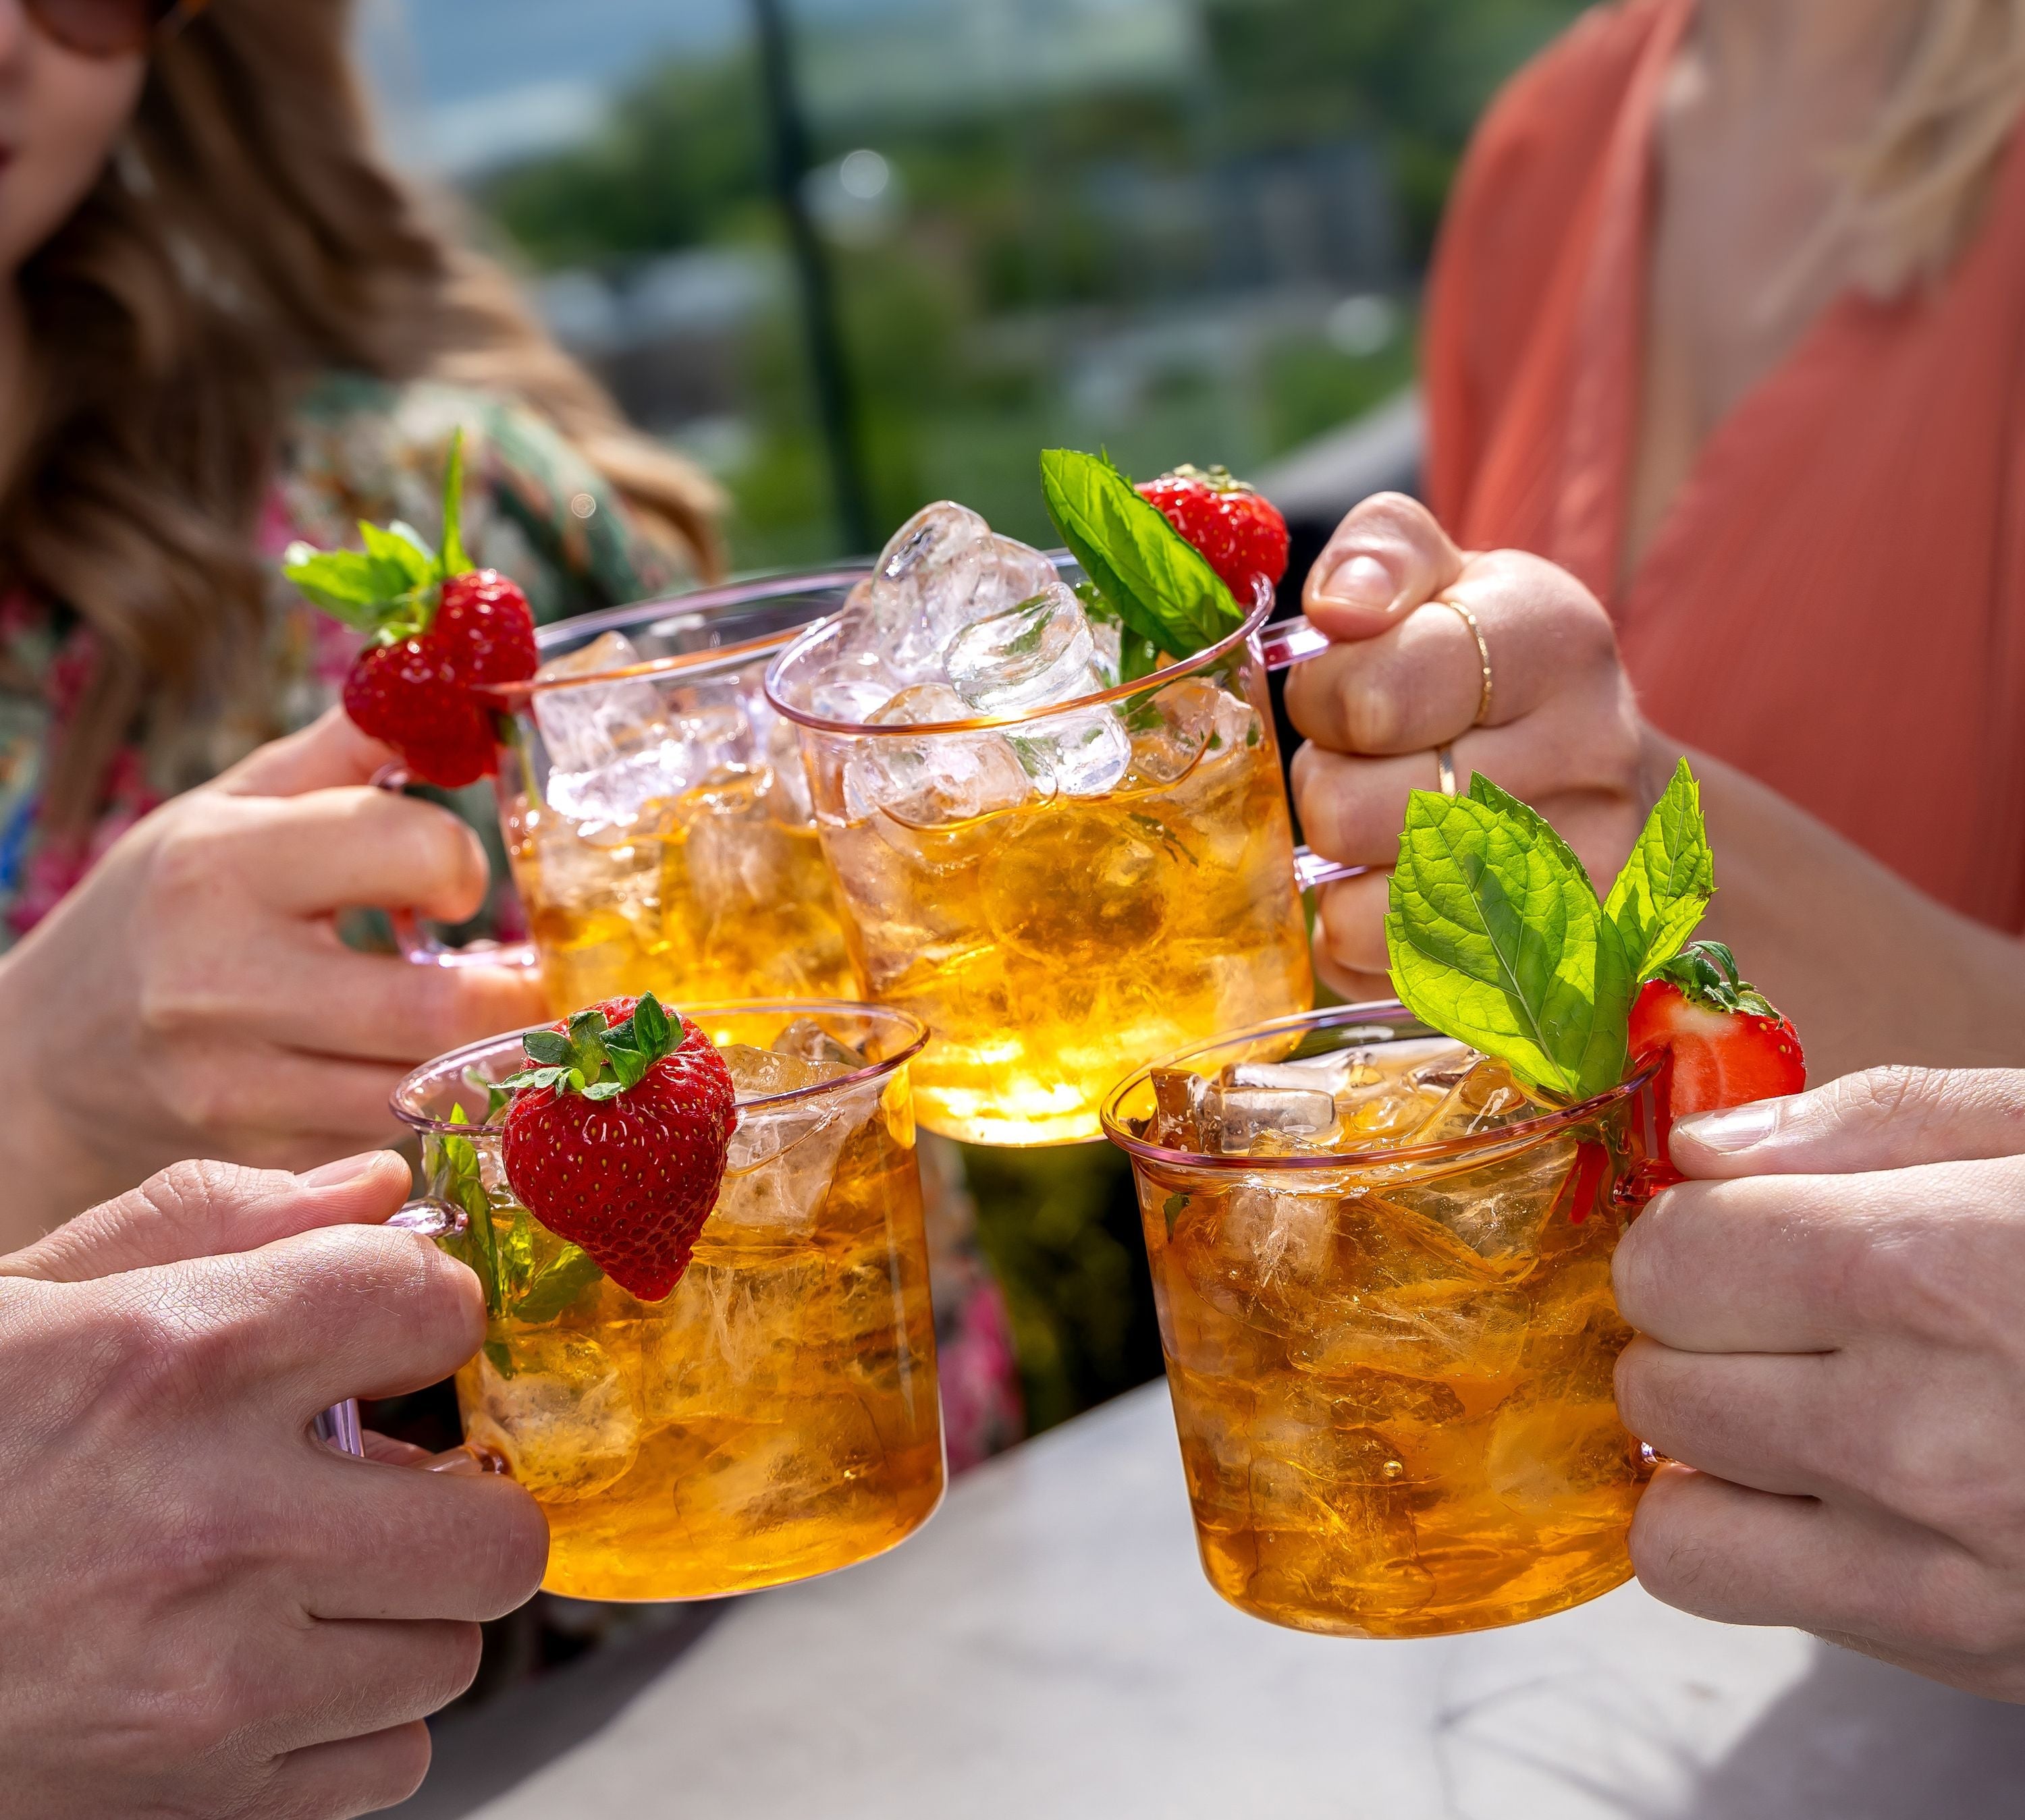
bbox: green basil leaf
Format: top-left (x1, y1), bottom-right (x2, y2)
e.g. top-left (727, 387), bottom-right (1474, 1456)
top-left (1603, 758), bottom-right (1714, 979)
top-left (1384, 777), bottom-right (1636, 1102)
top-left (1040, 449), bottom-right (1243, 662)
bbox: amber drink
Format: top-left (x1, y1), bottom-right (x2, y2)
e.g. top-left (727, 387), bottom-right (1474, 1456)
top-left (1104, 1005), bottom-right (1665, 1638)
top-left (767, 514), bottom-right (1312, 1147)
top-left (394, 1001), bottom-right (944, 1602)
top-left (490, 582), bottom-right (861, 1014)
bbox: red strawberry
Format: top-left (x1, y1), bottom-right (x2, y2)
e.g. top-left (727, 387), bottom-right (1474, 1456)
top-left (436, 570), bottom-right (539, 689)
top-left (1138, 464), bottom-right (1290, 601)
top-left (1630, 941), bottom-right (1806, 1119)
top-left (342, 638), bottom-right (497, 790)
top-left (282, 431), bottom-right (537, 789)
top-left (500, 994), bottom-right (737, 1304)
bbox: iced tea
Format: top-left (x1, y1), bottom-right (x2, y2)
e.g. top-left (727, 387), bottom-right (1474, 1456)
top-left (491, 586), bottom-right (859, 1015)
top-left (395, 1002), bottom-right (944, 1602)
top-left (771, 610), bottom-right (1314, 1145)
top-left (1104, 1006), bottom-right (1665, 1638)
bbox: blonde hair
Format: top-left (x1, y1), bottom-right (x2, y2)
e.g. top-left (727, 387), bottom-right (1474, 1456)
top-left (1834, 0), bottom-right (2025, 295)
top-left (5, 0), bottom-right (724, 825)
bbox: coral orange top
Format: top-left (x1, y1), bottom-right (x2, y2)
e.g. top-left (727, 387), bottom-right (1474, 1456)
top-left (1425, 0), bottom-right (2025, 931)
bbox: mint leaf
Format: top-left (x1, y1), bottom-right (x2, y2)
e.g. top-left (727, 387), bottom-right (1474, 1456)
top-left (1041, 449), bottom-right (1243, 663)
top-left (280, 547), bottom-right (396, 629)
top-left (358, 520), bottom-right (435, 598)
top-left (1385, 777), bottom-right (1636, 1102)
top-left (1604, 759), bottom-right (1714, 978)
top-left (513, 1246), bottom-right (605, 1324)
top-left (439, 428), bottom-right (471, 578)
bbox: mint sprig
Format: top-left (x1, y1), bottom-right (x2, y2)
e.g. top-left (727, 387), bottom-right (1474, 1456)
top-left (283, 429), bottom-right (470, 643)
top-left (1041, 449), bottom-right (1245, 670)
top-left (1385, 763), bottom-right (1717, 1104)
top-left (500, 993), bottom-right (682, 1103)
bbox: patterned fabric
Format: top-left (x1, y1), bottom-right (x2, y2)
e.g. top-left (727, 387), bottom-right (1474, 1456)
top-left (3, 368), bottom-right (1024, 1469)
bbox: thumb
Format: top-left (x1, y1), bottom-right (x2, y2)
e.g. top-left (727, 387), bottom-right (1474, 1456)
top-left (0, 1151), bottom-right (415, 1283)
top-left (1671, 1067), bottom-right (2025, 1180)
top-left (1302, 492), bottom-right (1467, 642)
top-left (215, 705), bottom-right (400, 798)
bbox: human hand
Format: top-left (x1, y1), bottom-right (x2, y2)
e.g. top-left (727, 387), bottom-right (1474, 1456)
top-left (0, 1151), bottom-right (547, 1817)
top-left (0, 709), bottom-right (545, 1240)
top-left (1615, 1068), bottom-right (2025, 1699)
top-left (1285, 495), bottom-right (1652, 998)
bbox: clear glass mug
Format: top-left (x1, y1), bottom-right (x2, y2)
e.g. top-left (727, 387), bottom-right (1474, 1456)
top-left (368, 999), bottom-right (945, 1603)
top-left (1102, 1003), bottom-right (1669, 1639)
top-left (765, 577), bottom-right (1353, 1147)
top-left (392, 572), bottom-right (867, 1013)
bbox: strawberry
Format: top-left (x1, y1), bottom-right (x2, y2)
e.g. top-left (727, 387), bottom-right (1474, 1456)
top-left (1137, 464), bottom-right (1290, 601)
top-left (500, 994), bottom-right (736, 1304)
top-left (1629, 941), bottom-right (1806, 1118)
top-left (282, 431), bottom-right (537, 789)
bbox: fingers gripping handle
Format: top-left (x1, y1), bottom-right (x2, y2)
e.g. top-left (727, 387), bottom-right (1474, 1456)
top-left (1264, 616), bottom-right (1370, 892)
top-left (317, 1198), bottom-right (473, 1465)
top-left (373, 763), bottom-right (539, 972)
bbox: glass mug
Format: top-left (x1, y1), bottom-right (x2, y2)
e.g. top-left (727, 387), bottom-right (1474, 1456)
top-left (335, 1000), bottom-right (946, 1603)
top-left (392, 572), bottom-right (865, 1012)
top-left (765, 580), bottom-right (1353, 1147)
top-left (1102, 1003), bottom-right (1667, 1639)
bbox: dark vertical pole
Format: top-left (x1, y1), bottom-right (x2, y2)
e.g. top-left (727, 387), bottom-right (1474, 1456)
top-left (750, 0), bottom-right (875, 555)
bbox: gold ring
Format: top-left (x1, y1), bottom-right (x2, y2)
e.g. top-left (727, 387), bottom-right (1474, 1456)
top-left (1434, 744), bottom-right (1458, 798)
top-left (1435, 597), bottom-right (1495, 727)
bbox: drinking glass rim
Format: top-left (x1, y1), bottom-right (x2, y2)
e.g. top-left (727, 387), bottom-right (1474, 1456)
top-left (391, 999), bottom-right (930, 1137)
top-left (1100, 1000), bottom-right (1666, 1173)
top-left (474, 566), bottom-right (873, 709)
top-left (763, 579), bottom-right (1278, 737)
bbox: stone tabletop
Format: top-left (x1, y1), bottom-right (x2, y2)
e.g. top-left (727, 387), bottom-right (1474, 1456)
top-left (404, 1382), bottom-right (2025, 1819)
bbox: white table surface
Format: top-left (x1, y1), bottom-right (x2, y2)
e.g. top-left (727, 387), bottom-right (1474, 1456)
top-left (405, 1382), bottom-right (2025, 1819)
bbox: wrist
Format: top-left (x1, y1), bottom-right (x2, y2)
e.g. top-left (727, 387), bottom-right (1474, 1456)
top-left (0, 952), bottom-right (101, 1245)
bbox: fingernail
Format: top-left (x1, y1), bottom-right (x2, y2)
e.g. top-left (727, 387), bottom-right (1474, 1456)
top-left (300, 1151), bottom-right (389, 1189)
top-left (1318, 553), bottom-right (1399, 610)
top-left (1674, 1102), bottom-right (1782, 1153)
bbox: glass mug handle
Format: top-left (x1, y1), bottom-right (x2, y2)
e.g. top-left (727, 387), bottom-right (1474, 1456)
top-left (1260, 615), bottom-right (1369, 892)
top-left (315, 1197), bottom-right (493, 1472)
top-left (371, 764), bottom-right (540, 972)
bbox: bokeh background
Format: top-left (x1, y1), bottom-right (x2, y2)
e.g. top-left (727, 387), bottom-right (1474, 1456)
top-left (361, 0), bottom-right (1588, 1432)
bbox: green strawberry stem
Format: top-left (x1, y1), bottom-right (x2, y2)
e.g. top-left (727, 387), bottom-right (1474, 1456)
top-left (501, 993), bottom-right (682, 1103)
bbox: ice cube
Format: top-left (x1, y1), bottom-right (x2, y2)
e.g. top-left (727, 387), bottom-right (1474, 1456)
top-left (836, 507), bottom-right (1063, 686)
top-left (1395, 1132), bottom-right (1581, 1267)
top-left (718, 1043), bottom-right (843, 1102)
top-left (1485, 1381), bottom-right (1642, 1525)
top-left (772, 1018), bottom-right (867, 1073)
top-left (1126, 678), bottom-right (1264, 787)
top-left (535, 632), bottom-right (752, 836)
top-left (1010, 707), bottom-right (1132, 798)
top-left (720, 1078), bottom-right (881, 1225)
top-left (1211, 1069), bottom-right (1342, 1154)
top-left (1147, 1067), bottom-right (1211, 1151)
top-left (464, 1333), bottom-right (641, 1503)
top-left (944, 581), bottom-right (1103, 715)
top-left (843, 685), bottom-right (1033, 829)
top-left (1407, 1056), bottom-right (1537, 1145)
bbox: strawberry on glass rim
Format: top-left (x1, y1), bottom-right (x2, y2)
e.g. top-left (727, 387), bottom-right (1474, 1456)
top-left (498, 994), bottom-right (737, 1304)
top-left (1137, 464), bottom-right (1291, 601)
top-left (281, 431), bottom-right (538, 788)
top-left (1630, 941), bottom-right (1806, 1118)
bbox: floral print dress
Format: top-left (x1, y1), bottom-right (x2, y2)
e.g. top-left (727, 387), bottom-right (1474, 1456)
top-left (0, 369), bottom-right (1023, 1468)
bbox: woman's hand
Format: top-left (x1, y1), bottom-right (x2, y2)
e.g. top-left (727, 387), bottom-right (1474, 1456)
top-left (1617, 1070), bottom-right (2025, 1700)
top-left (0, 709), bottom-right (545, 1240)
top-left (1285, 494), bottom-right (1656, 999)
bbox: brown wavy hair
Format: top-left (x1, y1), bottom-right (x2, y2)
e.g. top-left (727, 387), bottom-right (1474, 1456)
top-left (4, 0), bottom-right (724, 827)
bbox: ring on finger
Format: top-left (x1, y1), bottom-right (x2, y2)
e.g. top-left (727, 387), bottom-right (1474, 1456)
top-left (1434, 597), bottom-right (1495, 727)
